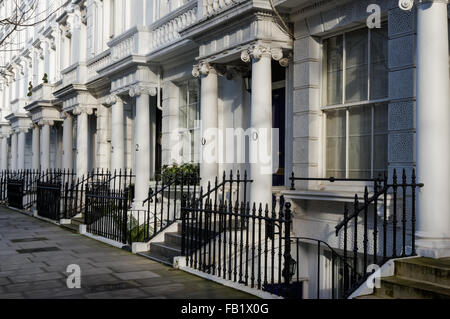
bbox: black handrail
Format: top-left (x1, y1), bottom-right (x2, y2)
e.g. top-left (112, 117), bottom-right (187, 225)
top-left (289, 172), bottom-right (385, 191)
top-left (333, 168), bottom-right (424, 298)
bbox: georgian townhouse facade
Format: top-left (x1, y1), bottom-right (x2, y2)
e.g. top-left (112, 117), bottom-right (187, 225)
top-left (0, 0), bottom-right (449, 298)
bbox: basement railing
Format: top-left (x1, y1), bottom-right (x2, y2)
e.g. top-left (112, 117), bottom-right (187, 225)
top-left (334, 169), bottom-right (424, 297)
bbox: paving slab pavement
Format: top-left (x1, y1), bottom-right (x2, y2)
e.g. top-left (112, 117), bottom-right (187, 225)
top-left (0, 207), bottom-right (255, 299)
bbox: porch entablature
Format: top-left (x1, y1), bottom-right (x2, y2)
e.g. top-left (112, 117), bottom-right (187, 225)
top-left (182, 4), bottom-right (292, 63)
top-left (24, 102), bottom-right (62, 126)
top-left (5, 113), bottom-right (33, 133)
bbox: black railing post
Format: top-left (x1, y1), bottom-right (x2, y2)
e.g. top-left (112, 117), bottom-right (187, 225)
top-left (317, 241), bottom-right (320, 299)
top-left (411, 169), bottom-right (417, 256)
top-left (353, 194), bottom-right (359, 281)
top-left (283, 202), bottom-right (292, 297)
top-left (363, 187), bottom-right (369, 273)
top-left (122, 188), bottom-right (129, 244)
top-left (392, 169), bottom-right (398, 257)
top-left (181, 194), bottom-right (187, 256)
top-left (343, 204), bottom-right (349, 293)
top-left (401, 169), bottom-right (407, 257)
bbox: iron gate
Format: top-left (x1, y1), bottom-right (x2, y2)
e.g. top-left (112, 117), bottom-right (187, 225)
top-left (85, 187), bottom-right (130, 244)
top-left (7, 178), bottom-right (24, 209)
top-left (36, 181), bottom-right (62, 220)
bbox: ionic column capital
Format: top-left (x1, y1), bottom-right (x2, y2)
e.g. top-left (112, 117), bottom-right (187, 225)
top-left (15, 127), bottom-right (29, 134)
top-left (73, 106), bottom-right (94, 116)
top-left (192, 62), bottom-right (217, 78)
top-left (105, 94), bottom-right (126, 106)
top-left (60, 111), bottom-right (73, 120)
top-left (38, 119), bottom-right (55, 127)
top-left (129, 85), bottom-right (158, 98)
top-left (241, 44), bottom-right (290, 67)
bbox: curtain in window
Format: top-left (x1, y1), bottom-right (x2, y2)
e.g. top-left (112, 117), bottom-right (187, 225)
top-left (370, 25), bottom-right (389, 100)
top-left (345, 29), bottom-right (368, 103)
top-left (326, 109), bottom-right (346, 178)
top-left (178, 79), bottom-right (200, 163)
top-left (348, 106), bottom-right (371, 179)
top-left (373, 104), bottom-right (388, 178)
top-left (324, 35), bottom-right (343, 106)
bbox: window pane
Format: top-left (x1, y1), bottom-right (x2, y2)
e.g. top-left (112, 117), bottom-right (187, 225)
top-left (187, 80), bottom-right (199, 129)
top-left (348, 106), bottom-right (371, 179)
top-left (370, 25), bottom-right (389, 99)
top-left (345, 29), bottom-right (368, 103)
top-left (179, 84), bottom-right (187, 129)
top-left (373, 104), bottom-right (388, 178)
top-left (326, 109), bottom-right (346, 178)
top-left (324, 35), bottom-right (343, 106)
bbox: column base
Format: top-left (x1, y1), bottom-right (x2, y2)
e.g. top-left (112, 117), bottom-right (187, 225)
top-left (416, 232), bottom-right (450, 259)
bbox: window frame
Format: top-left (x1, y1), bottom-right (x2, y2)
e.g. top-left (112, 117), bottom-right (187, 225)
top-left (320, 23), bottom-right (390, 180)
top-left (178, 78), bottom-right (200, 164)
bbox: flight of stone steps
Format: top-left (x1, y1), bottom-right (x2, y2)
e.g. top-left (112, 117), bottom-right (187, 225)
top-left (358, 257), bottom-right (450, 299)
top-left (138, 222), bottom-right (184, 266)
top-left (138, 220), bottom-right (227, 266)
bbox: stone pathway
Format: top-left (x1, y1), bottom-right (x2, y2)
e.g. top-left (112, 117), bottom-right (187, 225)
top-left (0, 207), bottom-right (255, 299)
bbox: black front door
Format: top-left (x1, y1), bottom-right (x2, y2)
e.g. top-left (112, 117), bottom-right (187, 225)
top-left (272, 87), bottom-right (286, 187)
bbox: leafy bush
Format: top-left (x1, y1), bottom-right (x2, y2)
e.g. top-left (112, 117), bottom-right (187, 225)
top-left (159, 163), bottom-right (199, 185)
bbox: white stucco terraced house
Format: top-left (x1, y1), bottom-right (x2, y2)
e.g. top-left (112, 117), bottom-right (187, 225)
top-left (0, 0), bottom-right (449, 299)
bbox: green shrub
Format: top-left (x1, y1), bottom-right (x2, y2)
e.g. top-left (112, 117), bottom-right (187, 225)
top-left (159, 163), bottom-right (199, 185)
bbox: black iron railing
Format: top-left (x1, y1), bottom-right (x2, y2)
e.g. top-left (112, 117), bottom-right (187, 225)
top-left (289, 172), bottom-right (384, 191)
top-left (0, 170), bottom-right (9, 202)
top-left (134, 172), bottom-right (201, 242)
top-left (85, 186), bottom-right (131, 244)
top-left (7, 177), bottom-right (25, 209)
top-left (181, 189), bottom-right (296, 298)
top-left (288, 237), bottom-right (356, 299)
top-left (133, 170), bottom-right (252, 244)
top-left (60, 169), bottom-right (118, 220)
top-left (334, 169), bottom-right (424, 297)
top-left (82, 170), bottom-right (136, 244)
top-left (0, 169), bottom-right (134, 222)
top-left (36, 181), bottom-right (62, 220)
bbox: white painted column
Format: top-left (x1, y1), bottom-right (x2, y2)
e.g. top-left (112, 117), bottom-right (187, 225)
top-left (40, 121), bottom-right (52, 171)
top-left (17, 129), bottom-right (26, 170)
top-left (0, 136), bottom-right (8, 170)
top-left (130, 86), bottom-right (155, 206)
top-left (245, 45), bottom-right (277, 206)
top-left (109, 95), bottom-right (125, 172)
top-left (74, 107), bottom-right (92, 178)
top-left (62, 113), bottom-right (73, 171)
top-left (416, 2), bottom-right (450, 258)
top-left (11, 132), bottom-right (17, 171)
top-left (198, 63), bottom-right (218, 187)
top-left (32, 124), bottom-right (40, 170)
